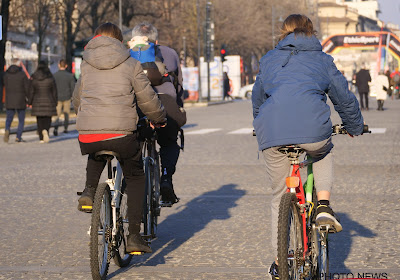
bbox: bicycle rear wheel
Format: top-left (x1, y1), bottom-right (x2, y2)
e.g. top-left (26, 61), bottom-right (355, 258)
top-left (277, 192), bottom-right (304, 280)
top-left (113, 179), bottom-right (133, 267)
top-left (151, 152), bottom-right (161, 237)
top-left (143, 157), bottom-right (153, 240)
top-left (90, 183), bottom-right (112, 280)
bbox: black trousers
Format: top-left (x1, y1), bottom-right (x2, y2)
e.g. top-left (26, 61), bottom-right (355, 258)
top-left (79, 133), bottom-right (144, 234)
top-left (157, 118), bottom-right (181, 179)
top-left (359, 92), bottom-right (369, 109)
top-left (36, 116), bottom-right (52, 140)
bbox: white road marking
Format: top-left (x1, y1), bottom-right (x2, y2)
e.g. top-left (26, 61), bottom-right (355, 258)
top-left (185, 128), bottom-right (222, 135)
top-left (369, 128), bottom-right (386, 134)
top-left (228, 128), bottom-right (254, 135)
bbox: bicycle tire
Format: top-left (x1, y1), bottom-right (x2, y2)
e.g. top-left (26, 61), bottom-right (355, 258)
top-left (90, 183), bottom-right (112, 280)
top-left (143, 157), bottom-right (152, 240)
top-left (113, 179), bottom-right (133, 267)
top-left (150, 151), bottom-right (160, 237)
top-left (277, 192), bottom-right (304, 280)
top-left (318, 232), bottom-right (329, 280)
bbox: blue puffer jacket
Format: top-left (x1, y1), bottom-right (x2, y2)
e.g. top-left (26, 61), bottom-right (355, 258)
top-left (252, 33), bottom-right (364, 151)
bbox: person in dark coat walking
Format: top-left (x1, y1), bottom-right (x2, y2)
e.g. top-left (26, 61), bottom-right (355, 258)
top-left (355, 64), bottom-right (371, 110)
top-left (3, 58), bottom-right (30, 143)
top-left (53, 59), bottom-right (76, 135)
top-left (223, 72), bottom-right (233, 100)
top-left (28, 61), bottom-right (58, 143)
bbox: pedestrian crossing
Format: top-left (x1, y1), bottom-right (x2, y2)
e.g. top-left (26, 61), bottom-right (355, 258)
top-left (183, 127), bottom-right (387, 135)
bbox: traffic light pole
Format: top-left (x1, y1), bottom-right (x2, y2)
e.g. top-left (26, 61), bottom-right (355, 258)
top-left (196, 0), bottom-right (202, 102)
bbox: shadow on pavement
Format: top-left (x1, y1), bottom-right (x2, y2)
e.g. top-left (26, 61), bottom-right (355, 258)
top-left (328, 212), bottom-right (376, 273)
top-left (108, 183), bottom-right (246, 278)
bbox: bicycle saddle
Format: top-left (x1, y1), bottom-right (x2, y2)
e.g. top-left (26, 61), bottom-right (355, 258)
top-left (94, 150), bottom-right (121, 161)
top-left (278, 145), bottom-right (304, 154)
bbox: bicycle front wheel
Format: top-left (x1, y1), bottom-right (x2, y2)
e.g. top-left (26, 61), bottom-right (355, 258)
top-left (90, 183), bottom-right (112, 280)
top-left (277, 192), bottom-right (304, 280)
top-left (113, 179), bottom-right (133, 267)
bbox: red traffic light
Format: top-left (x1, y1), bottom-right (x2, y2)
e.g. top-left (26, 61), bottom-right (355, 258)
top-left (221, 49), bottom-right (226, 55)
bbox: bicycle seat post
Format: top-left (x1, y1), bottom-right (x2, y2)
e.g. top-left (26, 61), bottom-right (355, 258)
top-left (107, 158), bottom-right (113, 180)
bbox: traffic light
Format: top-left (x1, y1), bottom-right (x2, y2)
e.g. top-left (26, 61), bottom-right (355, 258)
top-left (220, 44), bottom-right (227, 62)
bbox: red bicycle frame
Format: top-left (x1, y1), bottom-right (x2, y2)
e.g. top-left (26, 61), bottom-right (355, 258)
top-left (286, 164), bottom-right (308, 259)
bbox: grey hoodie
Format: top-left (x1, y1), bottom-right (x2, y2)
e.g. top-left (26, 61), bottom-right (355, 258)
top-left (73, 36), bottom-right (165, 134)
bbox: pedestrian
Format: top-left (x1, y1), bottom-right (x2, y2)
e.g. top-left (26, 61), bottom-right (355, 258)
top-left (390, 68), bottom-right (400, 99)
top-left (374, 71), bottom-right (389, 111)
top-left (355, 63), bottom-right (371, 110)
top-left (223, 72), bottom-right (233, 100)
top-left (73, 22), bottom-right (166, 253)
top-left (28, 61), bottom-right (58, 143)
top-left (53, 59), bottom-right (76, 136)
top-left (251, 14), bottom-right (364, 280)
top-left (385, 69), bottom-right (392, 97)
top-left (3, 58), bottom-right (30, 143)
top-left (129, 22), bottom-right (186, 204)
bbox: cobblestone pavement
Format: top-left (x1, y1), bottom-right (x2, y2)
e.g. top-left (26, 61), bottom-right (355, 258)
top-left (0, 96), bottom-right (399, 279)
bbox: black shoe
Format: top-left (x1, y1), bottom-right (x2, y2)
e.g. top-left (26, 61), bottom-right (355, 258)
top-left (160, 179), bottom-right (179, 204)
top-left (78, 185), bottom-right (96, 212)
top-left (126, 233), bottom-right (152, 253)
top-left (53, 127), bottom-right (58, 136)
top-left (15, 138), bottom-right (26, 143)
top-left (316, 204), bottom-right (342, 232)
top-left (269, 261), bottom-right (279, 280)
top-left (63, 129), bottom-right (69, 133)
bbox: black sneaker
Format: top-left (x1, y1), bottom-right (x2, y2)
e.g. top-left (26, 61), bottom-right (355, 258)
top-left (316, 204), bottom-right (342, 233)
top-left (269, 261), bottom-right (279, 280)
top-left (15, 138), bottom-right (26, 143)
top-left (78, 185), bottom-right (96, 212)
top-left (160, 179), bottom-right (179, 205)
top-left (126, 233), bottom-right (152, 253)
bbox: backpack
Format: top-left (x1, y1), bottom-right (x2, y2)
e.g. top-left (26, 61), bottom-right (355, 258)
top-left (393, 73), bottom-right (400, 84)
top-left (129, 42), bottom-right (169, 86)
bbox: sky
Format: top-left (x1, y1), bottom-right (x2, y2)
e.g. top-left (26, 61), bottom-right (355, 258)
top-left (378, 0), bottom-right (400, 26)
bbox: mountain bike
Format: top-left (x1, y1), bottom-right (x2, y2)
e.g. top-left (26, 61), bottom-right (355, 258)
top-left (277, 124), bottom-right (370, 280)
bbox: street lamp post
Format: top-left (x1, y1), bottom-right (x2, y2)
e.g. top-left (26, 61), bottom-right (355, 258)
top-left (119, 0), bottom-right (122, 31)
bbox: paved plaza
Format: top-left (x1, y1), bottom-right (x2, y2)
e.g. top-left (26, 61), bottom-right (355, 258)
top-left (0, 96), bottom-right (399, 279)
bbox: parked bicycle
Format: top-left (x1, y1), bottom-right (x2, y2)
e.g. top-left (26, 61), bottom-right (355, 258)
top-left (276, 124), bottom-right (370, 280)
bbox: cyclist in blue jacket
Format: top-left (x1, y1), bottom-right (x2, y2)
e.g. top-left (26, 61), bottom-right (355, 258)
top-left (251, 14), bottom-right (364, 279)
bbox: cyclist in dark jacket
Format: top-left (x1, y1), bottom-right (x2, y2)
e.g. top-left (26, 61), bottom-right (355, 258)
top-left (130, 22), bottom-right (186, 205)
top-left (251, 14), bottom-right (364, 279)
top-left (73, 22), bottom-right (166, 253)
top-left (3, 58), bottom-right (30, 143)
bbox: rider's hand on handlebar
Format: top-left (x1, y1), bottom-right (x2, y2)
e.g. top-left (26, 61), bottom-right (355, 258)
top-left (150, 121), bottom-right (167, 129)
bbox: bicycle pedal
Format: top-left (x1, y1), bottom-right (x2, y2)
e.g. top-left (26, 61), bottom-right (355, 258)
top-left (129, 251), bottom-right (144, 255)
top-left (81, 205), bottom-right (93, 210)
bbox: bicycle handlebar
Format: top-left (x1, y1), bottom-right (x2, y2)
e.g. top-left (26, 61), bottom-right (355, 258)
top-left (332, 124), bottom-right (371, 135)
top-left (253, 124), bottom-right (371, 137)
